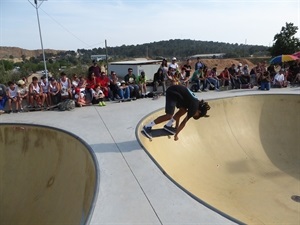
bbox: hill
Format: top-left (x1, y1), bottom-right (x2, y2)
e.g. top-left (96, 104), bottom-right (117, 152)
top-left (0, 46), bottom-right (64, 60)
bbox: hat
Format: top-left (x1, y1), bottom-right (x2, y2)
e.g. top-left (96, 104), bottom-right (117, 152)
top-left (172, 57), bottom-right (177, 61)
top-left (17, 80), bottom-right (25, 86)
top-left (238, 63), bottom-right (242, 67)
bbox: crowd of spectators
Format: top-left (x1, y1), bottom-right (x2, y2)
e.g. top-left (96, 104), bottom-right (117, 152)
top-left (0, 58), bottom-right (299, 114)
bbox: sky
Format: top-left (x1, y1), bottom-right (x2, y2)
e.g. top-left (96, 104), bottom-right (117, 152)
top-left (0, 0), bottom-right (299, 51)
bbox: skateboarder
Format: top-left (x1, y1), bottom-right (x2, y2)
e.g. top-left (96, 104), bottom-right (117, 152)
top-left (143, 85), bottom-right (210, 141)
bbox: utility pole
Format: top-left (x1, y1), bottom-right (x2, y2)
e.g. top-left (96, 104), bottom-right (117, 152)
top-left (28, 0), bottom-right (48, 80)
top-left (105, 39), bottom-right (108, 74)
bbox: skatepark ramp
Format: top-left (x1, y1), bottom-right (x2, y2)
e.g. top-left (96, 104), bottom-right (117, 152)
top-left (0, 124), bottom-right (98, 225)
top-left (137, 94), bottom-right (300, 225)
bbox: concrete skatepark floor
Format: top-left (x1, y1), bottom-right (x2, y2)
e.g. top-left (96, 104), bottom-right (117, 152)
top-left (0, 87), bottom-right (299, 225)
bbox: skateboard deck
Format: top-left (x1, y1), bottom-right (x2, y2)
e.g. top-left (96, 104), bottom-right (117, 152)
top-left (152, 91), bottom-right (163, 100)
top-left (114, 98), bottom-right (133, 103)
top-left (141, 128), bottom-right (174, 141)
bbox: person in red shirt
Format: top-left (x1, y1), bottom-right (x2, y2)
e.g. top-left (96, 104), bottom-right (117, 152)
top-left (98, 72), bottom-right (111, 98)
top-left (218, 67), bottom-right (231, 87)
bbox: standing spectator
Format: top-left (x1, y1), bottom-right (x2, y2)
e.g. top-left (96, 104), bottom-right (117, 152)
top-left (137, 71), bottom-right (147, 98)
top-left (0, 83), bottom-right (7, 114)
top-left (195, 57), bottom-right (206, 70)
top-left (88, 59), bottom-right (101, 78)
top-left (124, 68), bottom-right (140, 99)
top-left (260, 71), bottom-right (271, 91)
top-left (7, 81), bottom-right (20, 113)
top-left (153, 68), bottom-right (166, 93)
top-left (160, 58), bottom-right (169, 76)
top-left (168, 57), bottom-right (179, 71)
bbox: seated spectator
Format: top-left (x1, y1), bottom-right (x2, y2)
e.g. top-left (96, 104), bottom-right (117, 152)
top-left (124, 68), bottom-right (140, 99)
top-left (273, 69), bottom-right (288, 88)
top-left (40, 75), bottom-right (50, 107)
top-left (17, 79), bottom-right (29, 111)
top-left (59, 72), bottom-right (72, 100)
top-left (76, 92), bottom-right (91, 107)
top-left (182, 59), bottom-right (192, 87)
top-left (218, 67), bottom-right (231, 87)
top-left (292, 73), bottom-right (300, 85)
top-left (260, 71), bottom-right (271, 91)
top-left (137, 71), bottom-right (147, 98)
top-left (241, 64), bottom-right (251, 84)
top-left (110, 71), bottom-right (130, 101)
top-left (179, 67), bottom-right (190, 87)
top-left (48, 78), bottom-right (61, 105)
top-left (206, 67), bottom-right (220, 91)
top-left (228, 64), bottom-right (240, 89)
top-left (29, 76), bottom-right (44, 108)
top-left (71, 74), bottom-right (80, 95)
top-left (153, 68), bottom-right (166, 94)
top-left (191, 67), bottom-right (206, 92)
top-left (168, 57), bottom-right (179, 71)
top-left (91, 84), bottom-right (106, 106)
top-left (118, 81), bottom-right (131, 101)
top-left (98, 71), bottom-right (111, 99)
top-left (7, 81), bottom-right (20, 113)
top-left (0, 83), bottom-right (7, 113)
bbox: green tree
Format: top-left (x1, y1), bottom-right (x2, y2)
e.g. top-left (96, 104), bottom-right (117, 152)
top-left (269, 22), bottom-right (300, 56)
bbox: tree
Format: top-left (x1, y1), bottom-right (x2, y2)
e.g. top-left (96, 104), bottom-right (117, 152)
top-left (269, 22), bottom-right (300, 56)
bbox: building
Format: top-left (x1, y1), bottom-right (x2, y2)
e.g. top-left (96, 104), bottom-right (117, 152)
top-left (190, 53), bottom-right (226, 59)
top-left (91, 55), bottom-right (107, 61)
top-left (108, 60), bottom-right (161, 79)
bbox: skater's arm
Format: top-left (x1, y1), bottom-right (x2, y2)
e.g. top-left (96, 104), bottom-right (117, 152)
top-left (173, 108), bottom-right (186, 128)
top-left (174, 115), bottom-right (189, 141)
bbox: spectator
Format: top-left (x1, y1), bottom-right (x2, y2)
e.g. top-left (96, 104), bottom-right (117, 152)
top-left (88, 59), bottom-right (101, 78)
top-left (17, 79), bottom-right (29, 111)
top-left (228, 64), bottom-right (240, 89)
top-left (137, 71), bottom-right (147, 98)
top-left (179, 67), bottom-right (190, 87)
top-left (168, 57), bottom-right (179, 71)
top-left (260, 71), bottom-right (271, 91)
top-left (118, 81), bottom-right (131, 101)
top-left (92, 84), bottom-right (106, 106)
top-left (159, 58), bottom-right (168, 77)
top-left (273, 69), bottom-right (287, 88)
top-left (29, 76), bottom-right (44, 108)
top-left (206, 67), bottom-right (220, 91)
top-left (110, 71), bottom-right (131, 101)
top-left (191, 67), bottom-right (206, 92)
top-left (98, 71), bottom-right (111, 99)
top-left (153, 68), bottom-right (166, 94)
top-left (40, 75), bottom-right (50, 108)
top-left (241, 64), bottom-right (251, 84)
top-left (183, 58), bottom-right (192, 85)
top-left (124, 68), bottom-right (140, 99)
top-left (195, 57), bottom-right (206, 70)
top-left (48, 78), bottom-right (61, 105)
top-left (218, 67), bottom-right (231, 87)
top-left (7, 81), bottom-right (20, 113)
top-left (0, 83), bottom-right (7, 113)
top-left (59, 72), bottom-right (72, 100)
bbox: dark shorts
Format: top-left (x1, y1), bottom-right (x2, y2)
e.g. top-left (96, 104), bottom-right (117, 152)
top-left (165, 88), bottom-right (181, 115)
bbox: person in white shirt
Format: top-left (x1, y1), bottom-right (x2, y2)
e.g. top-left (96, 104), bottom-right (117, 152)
top-left (168, 57), bottom-right (179, 71)
top-left (6, 81), bottom-right (20, 113)
top-left (273, 69), bottom-right (287, 88)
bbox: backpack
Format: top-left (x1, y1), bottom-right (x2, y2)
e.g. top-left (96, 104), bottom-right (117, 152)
top-left (58, 99), bottom-right (75, 111)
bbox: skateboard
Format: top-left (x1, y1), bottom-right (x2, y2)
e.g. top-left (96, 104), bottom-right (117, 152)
top-left (114, 98), bottom-right (133, 103)
top-left (152, 91), bottom-right (163, 100)
top-left (141, 128), bottom-right (174, 141)
top-left (23, 104), bottom-right (59, 112)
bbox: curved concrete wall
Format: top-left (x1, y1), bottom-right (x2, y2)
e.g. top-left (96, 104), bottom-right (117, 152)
top-left (0, 124), bottom-right (98, 225)
top-left (137, 94), bottom-right (300, 225)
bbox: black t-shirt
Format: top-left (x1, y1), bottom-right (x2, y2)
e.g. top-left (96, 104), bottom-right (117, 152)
top-left (167, 85), bottom-right (199, 119)
top-left (183, 64), bottom-right (192, 77)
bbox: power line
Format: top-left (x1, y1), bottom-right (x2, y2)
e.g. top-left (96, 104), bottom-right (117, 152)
top-left (39, 7), bottom-right (105, 49)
